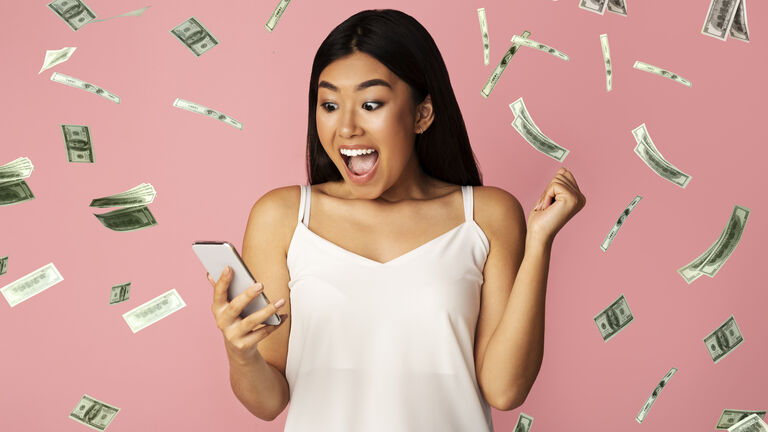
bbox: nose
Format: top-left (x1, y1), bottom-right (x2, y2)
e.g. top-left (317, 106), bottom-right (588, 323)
top-left (338, 106), bottom-right (361, 138)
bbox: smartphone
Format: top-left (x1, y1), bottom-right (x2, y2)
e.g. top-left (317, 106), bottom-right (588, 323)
top-left (192, 241), bottom-right (281, 325)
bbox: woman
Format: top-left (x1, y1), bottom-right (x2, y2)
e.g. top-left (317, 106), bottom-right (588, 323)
top-left (208, 8), bottom-right (585, 431)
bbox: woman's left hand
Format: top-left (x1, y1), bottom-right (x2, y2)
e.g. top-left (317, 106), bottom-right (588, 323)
top-left (527, 166), bottom-right (587, 245)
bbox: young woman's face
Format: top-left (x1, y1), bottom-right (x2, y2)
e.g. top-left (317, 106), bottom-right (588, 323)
top-left (316, 51), bottom-right (427, 194)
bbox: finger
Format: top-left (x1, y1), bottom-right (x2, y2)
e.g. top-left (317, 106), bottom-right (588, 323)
top-left (224, 281), bottom-right (265, 321)
top-left (237, 314), bottom-right (288, 346)
top-left (554, 173), bottom-right (577, 191)
top-left (207, 272), bottom-right (216, 288)
top-left (540, 181), bottom-right (572, 209)
top-left (561, 169), bottom-right (580, 190)
top-left (241, 296), bottom-right (287, 331)
top-left (212, 266), bottom-right (233, 311)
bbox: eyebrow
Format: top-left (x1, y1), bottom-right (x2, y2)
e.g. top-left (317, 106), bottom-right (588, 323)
top-left (318, 78), bottom-right (392, 92)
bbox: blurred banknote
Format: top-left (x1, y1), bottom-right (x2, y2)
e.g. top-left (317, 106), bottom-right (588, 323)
top-left (48, 0), bottom-right (96, 31)
top-left (39, 47), bottom-right (77, 74)
top-left (703, 0), bottom-right (750, 42)
top-left (717, 410), bottom-right (767, 430)
top-left (632, 123), bottom-right (691, 188)
top-left (110, 282), bottom-right (131, 305)
top-left (511, 35), bottom-right (569, 61)
top-left (633, 61), bottom-right (691, 87)
top-left (69, 394), bottom-right (120, 431)
top-left (594, 293), bottom-right (634, 341)
top-left (513, 413), bottom-right (534, 431)
top-left (171, 17), bottom-right (219, 57)
top-left (601, 195), bottom-right (641, 251)
top-left (123, 288), bottom-right (186, 333)
top-left (580, 0), bottom-right (627, 15)
top-left (61, 124), bottom-right (94, 163)
top-left (704, 314), bottom-right (744, 364)
top-left (265, 0), bottom-right (291, 32)
top-left (600, 34), bottom-right (612, 91)
top-left (91, 5), bottom-right (151, 23)
top-left (677, 205), bottom-right (749, 283)
top-left (607, 0), bottom-right (628, 16)
top-left (510, 97), bottom-right (569, 162)
top-left (0, 256), bottom-right (7, 276)
top-left (481, 30), bottom-right (530, 98)
top-left (0, 157), bottom-right (34, 182)
top-left (50, 72), bottom-right (121, 103)
top-left (93, 205), bottom-right (158, 231)
top-left (728, 413), bottom-right (768, 432)
top-left (0, 180), bottom-right (35, 206)
top-left (173, 98), bottom-right (243, 130)
top-left (579, 0), bottom-right (607, 15)
top-left (477, 8), bottom-right (490, 66)
top-left (0, 262), bottom-right (63, 307)
top-left (90, 183), bottom-right (156, 208)
top-left (636, 367), bottom-right (677, 423)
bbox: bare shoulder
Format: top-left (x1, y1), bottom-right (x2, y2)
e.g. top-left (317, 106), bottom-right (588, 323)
top-left (473, 185), bottom-right (527, 246)
top-left (245, 185), bottom-right (303, 253)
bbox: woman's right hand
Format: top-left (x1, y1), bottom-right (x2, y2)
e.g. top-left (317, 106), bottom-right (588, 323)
top-left (208, 266), bottom-right (288, 363)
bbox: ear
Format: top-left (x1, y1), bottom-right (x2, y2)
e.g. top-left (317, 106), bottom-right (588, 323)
top-left (414, 94), bottom-right (434, 133)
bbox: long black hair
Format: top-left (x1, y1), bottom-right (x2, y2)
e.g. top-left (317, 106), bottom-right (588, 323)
top-left (306, 9), bottom-right (483, 187)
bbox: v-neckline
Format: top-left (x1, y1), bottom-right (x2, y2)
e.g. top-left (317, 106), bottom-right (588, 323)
top-left (296, 220), bottom-right (469, 266)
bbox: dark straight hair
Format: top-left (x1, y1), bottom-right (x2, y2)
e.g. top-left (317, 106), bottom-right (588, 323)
top-left (305, 9), bottom-right (483, 187)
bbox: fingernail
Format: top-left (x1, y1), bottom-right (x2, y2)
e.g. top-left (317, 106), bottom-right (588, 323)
top-left (274, 298), bottom-right (286, 308)
top-left (250, 284), bottom-right (263, 295)
top-left (223, 266), bottom-right (231, 275)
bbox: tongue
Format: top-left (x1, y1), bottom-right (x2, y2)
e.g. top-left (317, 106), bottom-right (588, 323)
top-left (348, 151), bottom-right (378, 175)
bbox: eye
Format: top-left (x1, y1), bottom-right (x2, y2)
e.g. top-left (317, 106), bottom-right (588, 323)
top-left (320, 102), bottom-right (337, 112)
top-left (362, 101), bottom-right (382, 111)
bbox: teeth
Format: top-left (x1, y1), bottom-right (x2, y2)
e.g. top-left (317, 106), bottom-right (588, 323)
top-left (340, 148), bottom-right (377, 157)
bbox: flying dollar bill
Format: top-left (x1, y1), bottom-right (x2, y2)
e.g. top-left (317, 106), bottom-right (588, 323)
top-left (477, 8), bottom-right (490, 66)
top-left (91, 5), bottom-right (151, 23)
top-left (728, 1), bottom-right (750, 42)
top-left (48, 0), bottom-right (96, 31)
top-left (636, 367), bottom-right (677, 423)
top-left (702, 0), bottom-right (748, 41)
top-left (513, 413), bottom-right (534, 432)
top-left (69, 394), bottom-right (120, 431)
top-left (0, 180), bottom-right (35, 206)
top-left (632, 123), bottom-right (691, 188)
top-left (61, 124), bottom-right (94, 163)
top-left (600, 34), bottom-right (613, 91)
top-left (717, 410), bottom-right (767, 430)
top-left (579, 0), bottom-right (608, 15)
top-left (50, 72), bottom-right (121, 103)
top-left (0, 262), bottom-right (63, 307)
top-left (90, 183), bottom-right (156, 208)
top-left (594, 293), bottom-right (634, 341)
top-left (607, 0), bottom-right (628, 16)
top-left (728, 413), bottom-right (768, 432)
top-left (266, 0), bottom-right (291, 32)
top-left (39, 47), bottom-right (77, 74)
top-left (481, 30), bottom-right (530, 98)
top-left (677, 205), bottom-right (749, 283)
top-left (704, 314), bottom-right (744, 364)
top-left (601, 196), bottom-right (641, 251)
top-left (0, 256), bottom-right (7, 276)
top-left (633, 61), bottom-right (691, 87)
top-left (173, 98), bottom-right (243, 130)
top-left (171, 17), bottom-right (219, 57)
top-left (110, 282), bottom-right (131, 305)
top-left (510, 97), bottom-right (569, 162)
top-left (94, 205), bottom-right (158, 232)
top-left (122, 288), bottom-right (186, 333)
top-left (511, 35), bottom-right (569, 61)
top-left (0, 157), bottom-right (34, 182)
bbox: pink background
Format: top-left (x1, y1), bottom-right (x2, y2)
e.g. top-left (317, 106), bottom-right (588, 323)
top-left (1, 1), bottom-right (766, 431)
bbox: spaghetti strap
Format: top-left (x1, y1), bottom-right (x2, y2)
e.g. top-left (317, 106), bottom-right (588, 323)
top-left (462, 185), bottom-right (474, 224)
top-left (297, 184), bottom-right (312, 226)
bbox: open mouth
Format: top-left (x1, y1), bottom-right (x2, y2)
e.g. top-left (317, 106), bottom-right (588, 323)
top-left (341, 150), bottom-right (379, 177)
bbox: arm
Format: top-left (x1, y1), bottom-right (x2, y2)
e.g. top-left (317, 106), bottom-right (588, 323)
top-left (228, 347), bottom-right (291, 421)
top-left (480, 235), bottom-right (551, 411)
